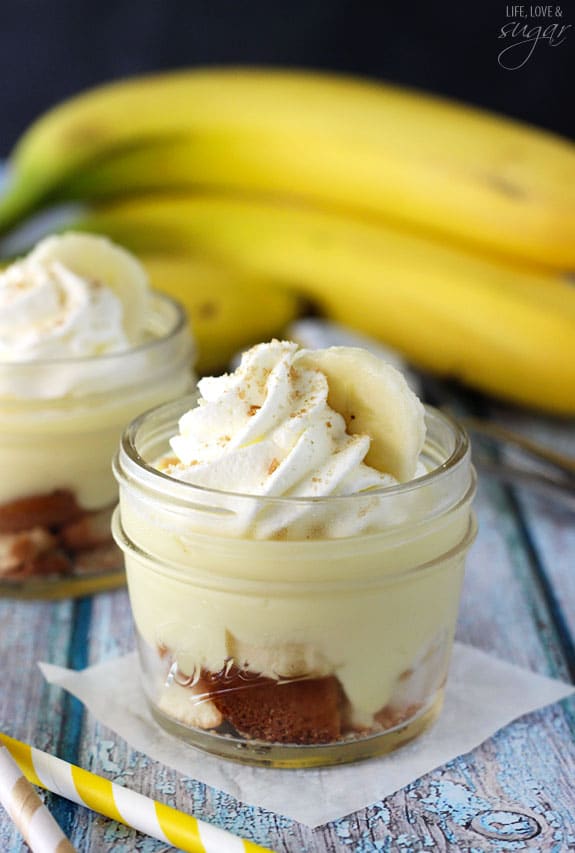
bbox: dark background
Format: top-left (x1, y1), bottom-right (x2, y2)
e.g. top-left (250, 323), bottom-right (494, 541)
top-left (0, 0), bottom-right (574, 156)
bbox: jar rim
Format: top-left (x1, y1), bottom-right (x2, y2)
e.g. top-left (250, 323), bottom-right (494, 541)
top-left (117, 396), bottom-right (471, 507)
top-left (0, 291), bottom-right (187, 370)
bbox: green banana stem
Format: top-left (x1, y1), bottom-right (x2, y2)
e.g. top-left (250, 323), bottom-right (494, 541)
top-left (0, 135), bottom-right (186, 237)
top-left (0, 169), bottom-right (50, 235)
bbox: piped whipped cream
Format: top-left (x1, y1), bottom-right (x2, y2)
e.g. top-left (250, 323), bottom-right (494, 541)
top-left (0, 233), bottom-right (151, 399)
top-left (165, 340), bottom-right (395, 497)
top-left (1, 257), bottom-right (129, 361)
top-left (157, 340), bottom-right (427, 539)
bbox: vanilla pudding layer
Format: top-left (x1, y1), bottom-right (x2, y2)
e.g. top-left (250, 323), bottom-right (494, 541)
top-left (118, 496), bottom-right (474, 727)
top-left (114, 398), bottom-right (476, 732)
top-left (0, 377), bottom-right (190, 510)
top-left (0, 294), bottom-right (192, 511)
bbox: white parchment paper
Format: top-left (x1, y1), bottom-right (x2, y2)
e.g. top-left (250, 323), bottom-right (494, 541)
top-left (39, 643), bottom-right (574, 827)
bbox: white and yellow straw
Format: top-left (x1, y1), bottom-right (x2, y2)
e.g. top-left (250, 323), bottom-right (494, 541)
top-left (0, 733), bottom-right (274, 853)
top-left (0, 744), bottom-right (76, 852)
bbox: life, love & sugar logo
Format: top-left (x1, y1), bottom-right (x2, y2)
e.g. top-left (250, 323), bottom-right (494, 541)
top-left (498, 5), bottom-right (572, 69)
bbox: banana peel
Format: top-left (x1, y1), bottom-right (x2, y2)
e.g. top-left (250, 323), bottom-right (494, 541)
top-left (73, 194), bottom-right (575, 415)
top-left (1, 68), bottom-right (575, 268)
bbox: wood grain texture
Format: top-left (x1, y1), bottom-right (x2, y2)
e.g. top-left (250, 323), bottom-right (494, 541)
top-left (1, 402), bottom-right (574, 852)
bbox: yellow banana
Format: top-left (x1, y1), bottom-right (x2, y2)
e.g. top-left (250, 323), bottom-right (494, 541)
top-left (140, 254), bottom-right (300, 374)
top-left (71, 194), bottom-right (575, 415)
top-left (1, 68), bottom-right (575, 267)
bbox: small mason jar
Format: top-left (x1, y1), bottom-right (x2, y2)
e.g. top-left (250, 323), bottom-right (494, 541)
top-left (0, 293), bottom-right (193, 598)
top-left (113, 395), bottom-right (476, 768)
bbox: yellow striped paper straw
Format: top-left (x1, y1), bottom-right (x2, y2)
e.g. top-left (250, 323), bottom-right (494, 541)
top-left (0, 745), bottom-right (76, 853)
top-left (0, 733), bottom-right (274, 853)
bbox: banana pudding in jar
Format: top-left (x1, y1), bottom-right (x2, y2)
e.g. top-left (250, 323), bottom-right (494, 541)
top-left (0, 233), bottom-right (194, 596)
top-left (113, 340), bottom-right (476, 766)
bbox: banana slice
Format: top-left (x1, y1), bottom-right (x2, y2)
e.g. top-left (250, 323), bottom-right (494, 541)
top-left (295, 346), bottom-right (425, 481)
top-left (30, 232), bottom-right (149, 342)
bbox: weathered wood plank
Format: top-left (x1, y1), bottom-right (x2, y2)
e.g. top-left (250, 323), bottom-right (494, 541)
top-left (490, 408), bottom-right (575, 684)
top-left (0, 598), bottom-right (75, 852)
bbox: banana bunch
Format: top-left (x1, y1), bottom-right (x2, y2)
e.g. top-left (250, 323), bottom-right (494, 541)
top-left (0, 68), bottom-right (574, 412)
top-left (73, 195), bottom-right (575, 414)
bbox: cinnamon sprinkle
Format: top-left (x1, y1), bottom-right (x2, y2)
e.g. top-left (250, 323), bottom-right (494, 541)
top-left (268, 458), bottom-right (280, 476)
top-left (156, 455), bottom-right (179, 471)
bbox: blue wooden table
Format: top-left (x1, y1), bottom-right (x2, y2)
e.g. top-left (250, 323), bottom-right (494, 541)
top-left (1, 397), bottom-right (574, 852)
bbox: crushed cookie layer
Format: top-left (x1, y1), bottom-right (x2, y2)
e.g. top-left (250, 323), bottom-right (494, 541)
top-left (0, 492), bottom-right (121, 580)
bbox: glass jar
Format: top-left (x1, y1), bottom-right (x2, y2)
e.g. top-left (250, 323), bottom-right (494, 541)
top-left (0, 294), bottom-right (194, 599)
top-left (113, 395), bottom-right (476, 767)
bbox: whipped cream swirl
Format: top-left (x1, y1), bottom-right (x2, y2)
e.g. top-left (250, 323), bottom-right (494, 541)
top-left (162, 340), bottom-right (398, 538)
top-left (0, 257), bottom-right (130, 361)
